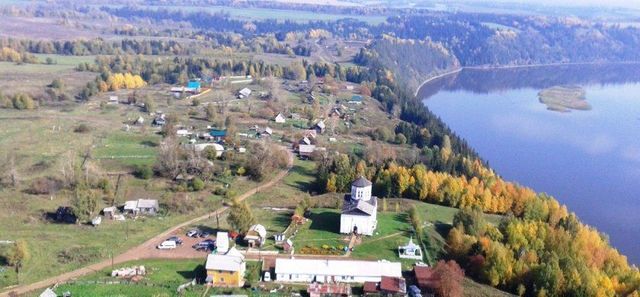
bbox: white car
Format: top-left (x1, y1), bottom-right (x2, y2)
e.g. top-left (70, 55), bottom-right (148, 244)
top-left (157, 240), bottom-right (177, 250)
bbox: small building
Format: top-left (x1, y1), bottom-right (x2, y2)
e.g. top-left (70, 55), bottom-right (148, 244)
top-left (238, 88), bottom-right (252, 99)
top-left (398, 237), bottom-right (423, 260)
top-left (348, 95), bottom-right (364, 104)
top-left (187, 80), bottom-right (202, 92)
top-left (363, 276), bottom-right (407, 296)
top-left (315, 120), bottom-right (326, 134)
top-left (283, 239), bottom-right (294, 252)
top-left (274, 233), bottom-right (286, 244)
top-left (153, 114), bottom-right (166, 126)
top-left (275, 259), bottom-right (401, 283)
top-left (259, 127), bottom-right (273, 138)
top-left (340, 177), bottom-right (377, 236)
top-left (300, 137), bottom-right (312, 145)
top-left (298, 144), bottom-right (316, 159)
top-left (216, 231), bottom-right (230, 253)
top-left (176, 129), bottom-right (191, 137)
top-left (275, 113), bottom-right (286, 123)
top-left (245, 224), bottom-right (267, 247)
top-left (307, 283), bottom-right (351, 297)
top-left (205, 247), bottom-right (246, 287)
top-left (102, 206), bottom-right (117, 219)
top-left (39, 288), bottom-right (57, 297)
top-left (108, 96), bottom-right (119, 104)
top-left (210, 129), bottom-right (227, 141)
top-left (123, 199), bottom-right (159, 216)
top-left (190, 143), bottom-right (224, 157)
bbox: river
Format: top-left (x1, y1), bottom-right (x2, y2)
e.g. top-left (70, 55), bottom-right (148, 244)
top-left (419, 63), bottom-right (640, 264)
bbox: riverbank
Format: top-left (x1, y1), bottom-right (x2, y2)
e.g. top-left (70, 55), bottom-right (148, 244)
top-left (414, 61), bottom-right (640, 96)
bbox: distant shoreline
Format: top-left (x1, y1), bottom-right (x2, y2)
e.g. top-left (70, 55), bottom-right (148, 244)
top-left (414, 61), bottom-right (640, 97)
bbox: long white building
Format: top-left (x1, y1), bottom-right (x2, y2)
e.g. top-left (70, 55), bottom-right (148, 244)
top-left (275, 258), bottom-right (401, 283)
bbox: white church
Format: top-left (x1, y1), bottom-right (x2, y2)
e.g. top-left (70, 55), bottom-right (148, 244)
top-left (340, 176), bottom-right (378, 236)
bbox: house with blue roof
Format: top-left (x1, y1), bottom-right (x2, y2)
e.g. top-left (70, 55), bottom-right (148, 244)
top-left (210, 129), bottom-right (227, 141)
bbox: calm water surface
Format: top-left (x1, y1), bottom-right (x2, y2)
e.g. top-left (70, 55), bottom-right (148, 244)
top-left (419, 64), bottom-right (640, 264)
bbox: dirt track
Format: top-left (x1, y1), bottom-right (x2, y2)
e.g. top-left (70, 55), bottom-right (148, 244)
top-left (1, 150), bottom-right (294, 297)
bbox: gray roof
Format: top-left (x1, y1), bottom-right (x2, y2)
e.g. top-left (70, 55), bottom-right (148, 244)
top-left (352, 176), bottom-right (372, 187)
top-left (342, 195), bottom-right (377, 216)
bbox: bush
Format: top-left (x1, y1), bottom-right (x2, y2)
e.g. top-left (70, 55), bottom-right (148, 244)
top-left (12, 93), bottom-right (36, 110)
top-left (134, 165), bottom-right (153, 179)
top-left (191, 177), bottom-right (205, 191)
top-left (213, 186), bottom-right (227, 196)
top-left (74, 124), bottom-right (91, 133)
top-left (236, 167), bottom-right (246, 176)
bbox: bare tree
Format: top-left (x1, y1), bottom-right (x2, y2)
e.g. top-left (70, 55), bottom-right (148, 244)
top-left (156, 136), bottom-right (182, 179)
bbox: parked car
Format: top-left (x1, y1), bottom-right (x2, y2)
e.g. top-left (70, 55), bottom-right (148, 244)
top-left (157, 240), bottom-right (177, 250)
top-left (408, 285), bottom-right (422, 297)
top-left (186, 229), bottom-right (200, 238)
top-left (166, 236), bottom-right (183, 245)
top-left (199, 231), bottom-right (211, 238)
top-left (192, 239), bottom-right (215, 251)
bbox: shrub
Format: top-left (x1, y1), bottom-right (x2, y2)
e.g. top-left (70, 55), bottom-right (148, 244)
top-left (74, 124), bottom-right (91, 133)
top-left (27, 177), bottom-right (61, 195)
top-left (191, 177), bottom-right (205, 191)
top-left (236, 167), bottom-right (246, 176)
top-left (134, 165), bottom-right (153, 179)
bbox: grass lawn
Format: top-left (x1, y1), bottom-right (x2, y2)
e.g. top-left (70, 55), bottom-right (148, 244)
top-left (33, 54), bottom-right (96, 66)
top-left (93, 131), bottom-right (161, 169)
top-left (293, 208), bottom-right (348, 251)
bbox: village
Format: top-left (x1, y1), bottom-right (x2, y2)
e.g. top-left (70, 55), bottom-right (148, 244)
top-left (28, 71), bottom-right (465, 297)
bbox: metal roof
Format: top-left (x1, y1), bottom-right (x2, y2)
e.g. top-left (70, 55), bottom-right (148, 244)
top-left (352, 176), bottom-right (372, 187)
top-left (275, 259), bottom-right (401, 279)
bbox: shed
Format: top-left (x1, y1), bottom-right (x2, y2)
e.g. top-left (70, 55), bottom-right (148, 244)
top-left (238, 88), bottom-right (252, 99)
top-left (103, 206), bottom-right (117, 219)
top-left (298, 144), bottom-right (316, 158)
top-left (275, 113), bottom-right (286, 123)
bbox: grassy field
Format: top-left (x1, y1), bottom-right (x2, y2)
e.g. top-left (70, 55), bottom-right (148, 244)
top-left (0, 58), bottom-right (94, 96)
top-left (93, 131), bottom-right (161, 169)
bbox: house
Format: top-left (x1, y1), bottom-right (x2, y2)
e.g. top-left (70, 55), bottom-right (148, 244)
top-left (259, 127), bottom-right (273, 138)
top-left (348, 95), bottom-right (364, 104)
top-left (190, 143), bottom-right (224, 157)
top-left (216, 231), bottom-right (229, 253)
top-left (414, 265), bottom-right (438, 293)
top-left (209, 129), bottom-right (227, 141)
top-left (315, 120), bottom-right (326, 134)
top-left (363, 276), bottom-right (407, 296)
top-left (275, 259), bottom-right (401, 283)
top-left (123, 199), bottom-right (159, 216)
top-left (176, 129), bottom-right (191, 137)
top-left (300, 137), bottom-right (312, 145)
top-left (238, 88), bottom-right (252, 99)
top-left (245, 224), bottom-right (267, 247)
top-left (205, 247), bottom-right (246, 287)
top-left (153, 114), bottom-right (166, 126)
top-left (340, 177), bottom-right (377, 236)
top-left (298, 144), bottom-right (316, 158)
top-left (102, 206), bottom-right (117, 219)
top-left (307, 283), bottom-right (351, 297)
top-left (398, 237), bottom-right (423, 260)
top-left (275, 113), bottom-right (286, 123)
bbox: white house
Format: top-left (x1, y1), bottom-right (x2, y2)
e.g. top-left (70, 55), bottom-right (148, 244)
top-left (275, 113), bottom-right (286, 123)
top-left (340, 176), bottom-right (377, 236)
top-left (275, 259), bottom-right (401, 283)
top-left (238, 88), bottom-right (252, 99)
top-left (245, 224), bottom-right (267, 247)
top-left (216, 231), bottom-right (229, 253)
top-left (123, 199), bottom-right (159, 216)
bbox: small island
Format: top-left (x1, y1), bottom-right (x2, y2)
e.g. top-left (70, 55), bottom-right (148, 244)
top-left (538, 85), bottom-right (592, 112)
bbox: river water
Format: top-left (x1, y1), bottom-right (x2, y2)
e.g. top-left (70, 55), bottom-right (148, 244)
top-left (419, 64), bottom-right (640, 264)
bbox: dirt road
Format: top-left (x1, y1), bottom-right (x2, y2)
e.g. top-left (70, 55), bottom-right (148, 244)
top-left (1, 149), bottom-right (294, 297)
